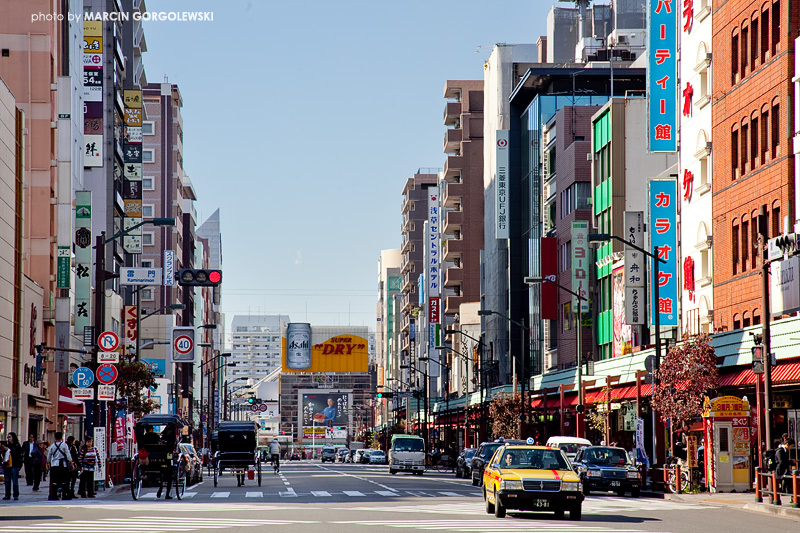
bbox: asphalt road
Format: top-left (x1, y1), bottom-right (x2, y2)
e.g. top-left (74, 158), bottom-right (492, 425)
top-left (1, 461), bottom-right (797, 532)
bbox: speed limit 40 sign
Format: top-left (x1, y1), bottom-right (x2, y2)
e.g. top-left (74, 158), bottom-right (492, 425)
top-left (170, 327), bottom-right (196, 362)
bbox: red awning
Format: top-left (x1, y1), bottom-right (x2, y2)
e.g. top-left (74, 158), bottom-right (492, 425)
top-left (58, 385), bottom-right (85, 417)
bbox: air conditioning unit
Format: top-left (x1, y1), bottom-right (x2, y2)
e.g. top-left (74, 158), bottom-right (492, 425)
top-left (617, 35), bottom-right (628, 44)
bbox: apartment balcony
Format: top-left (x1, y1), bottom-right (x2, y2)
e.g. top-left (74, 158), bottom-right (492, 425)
top-left (443, 155), bottom-right (464, 181)
top-left (442, 181), bottom-right (464, 208)
top-left (443, 101), bottom-right (461, 126)
top-left (443, 264), bottom-right (464, 287)
top-left (401, 236), bottom-right (413, 254)
top-left (401, 196), bottom-right (413, 214)
top-left (442, 238), bottom-right (465, 262)
top-left (401, 258), bottom-right (414, 274)
top-left (445, 294), bottom-right (466, 316)
top-left (443, 128), bottom-right (462, 153)
top-left (402, 216), bottom-right (414, 233)
top-left (443, 209), bottom-right (463, 236)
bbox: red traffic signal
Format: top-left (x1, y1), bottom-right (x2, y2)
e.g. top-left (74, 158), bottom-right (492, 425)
top-left (177, 269), bottom-right (223, 287)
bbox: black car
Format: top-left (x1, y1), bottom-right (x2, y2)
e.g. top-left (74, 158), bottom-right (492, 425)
top-left (572, 446), bottom-right (641, 497)
top-left (470, 438), bottom-right (526, 486)
top-left (455, 448), bottom-right (476, 478)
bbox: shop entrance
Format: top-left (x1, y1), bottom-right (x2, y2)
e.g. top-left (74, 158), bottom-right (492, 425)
top-left (714, 422), bottom-right (733, 487)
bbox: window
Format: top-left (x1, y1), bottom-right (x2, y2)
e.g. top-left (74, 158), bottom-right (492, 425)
top-left (741, 219), bottom-right (749, 272)
top-left (142, 232), bottom-right (154, 246)
top-left (740, 122), bottom-right (748, 174)
top-left (141, 288), bottom-right (154, 301)
top-left (771, 102), bottom-right (779, 158)
top-left (743, 311), bottom-right (751, 328)
top-left (700, 248), bottom-right (710, 280)
top-left (731, 129), bottom-right (739, 179)
top-left (732, 222), bottom-right (740, 274)
top-left (731, 33), bottom-right (739, 84)
top-left (751, 116), bottom-right (758, 169)
top-left (751, 18), bottom-right (759, 70)
top-left (761, 8), bottom-right (770, 61)
top-left (142, 204), bottom-right (154, 218)
top-left (754, 309), bottom-right (761, 326)
top-left (143, 176), bottom-right (154, 190)
top-left (741, 25), bottom-right (749, 77)
top-left (143, 149), bottom-right (155, 163)
top-left (761, 108), bottom-right (769, 164)
top-left (141, 260), bottom-right (153, 268)
top-left (772, 202), bottom-right (781, 236)
top-left (751, 212), bottom-right (759, 270)
top-left (772, 0), bottom-right (780, 55)
top-left (142, 121), bottom-right (155, 135)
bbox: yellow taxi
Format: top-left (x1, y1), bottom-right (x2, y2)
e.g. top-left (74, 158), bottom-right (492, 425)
top-left (482, 439), bottom-right (584, 520)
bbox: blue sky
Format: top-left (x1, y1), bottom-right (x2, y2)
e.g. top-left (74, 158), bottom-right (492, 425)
top-left (142, 0), bottom-right (548, 340)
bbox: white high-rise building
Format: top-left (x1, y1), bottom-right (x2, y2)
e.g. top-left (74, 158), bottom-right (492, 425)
top-left (229, 315), bottom-right (291, 380)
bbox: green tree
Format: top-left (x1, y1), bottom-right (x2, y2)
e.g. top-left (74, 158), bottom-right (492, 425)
top-left (116, 360), bottom-right (158, 417)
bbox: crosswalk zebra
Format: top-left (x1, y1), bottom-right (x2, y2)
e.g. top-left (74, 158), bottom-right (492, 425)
top-left (332, 519), bottom-right (670, 533)
top-left (0, 516), bottom-right (319, 532)
top-left (128, 489), bottom-right (480, 499)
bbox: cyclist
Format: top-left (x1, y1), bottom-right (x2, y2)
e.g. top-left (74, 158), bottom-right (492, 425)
top-left (269, 438), bottom-right (281, 474)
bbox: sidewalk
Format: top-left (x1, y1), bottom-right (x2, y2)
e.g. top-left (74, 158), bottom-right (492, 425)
top-left (1, 474), bottom-right (120, 505)
top-left (643, 488), bottom-right (800, 521)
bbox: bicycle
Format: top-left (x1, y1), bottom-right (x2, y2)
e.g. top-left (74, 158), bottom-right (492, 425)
top-left (436, 455), bottom-right (455, 473)
top-left (665, 457), bottom-right (690, 493)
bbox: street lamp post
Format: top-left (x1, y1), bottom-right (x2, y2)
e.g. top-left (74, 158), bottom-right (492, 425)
top-left (421, 356), bottom-right (449, 450)
top-left (524, 277), bottom-right (586, 438)
top-left (443, 328), bottom-right (482, 447)
top-left (223, 377), bottom-right (246, 420)
top-left (477, 309), bottom-right (528, 439)
top-left (401, 364), bottom-right (428, 442)
top-left (135, 302), bottom-right (185, 363)
top-left (199, 353), bottom-right (231, 448)
top-left (587, 233), bottom-right (667, 465)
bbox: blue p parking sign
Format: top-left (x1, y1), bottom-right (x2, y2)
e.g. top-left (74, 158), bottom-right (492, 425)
top-left (72, 367), bottom-right (94, 388)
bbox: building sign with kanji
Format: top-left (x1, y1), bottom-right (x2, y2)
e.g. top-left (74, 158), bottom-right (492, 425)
top-left (74, 191), bottom-right (92, 334)
top-left (649, 0), bottom-right (678, 152)
top-left (650, 179), bottom-right (678, 326)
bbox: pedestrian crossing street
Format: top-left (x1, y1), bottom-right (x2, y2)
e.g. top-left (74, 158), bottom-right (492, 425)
top-left (135, 488), bottom-right (482, 499)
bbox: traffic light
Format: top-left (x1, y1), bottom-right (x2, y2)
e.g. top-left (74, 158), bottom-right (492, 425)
top-left (376, 391), bottom-right (383, 398)
top-left (752, 345), bottom-right (764, 374)
top-left (177, 268), bottom-right (223, 286)
top-left (380, 392), bottom-right (394, 399)
top-left (775, 233), bottom-right (799, 255)
top-left (248, 397), bottom-right (261, 404)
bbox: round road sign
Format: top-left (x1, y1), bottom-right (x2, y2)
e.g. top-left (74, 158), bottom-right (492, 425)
top-left (72, 367), bottom-right (94, 388)
top-left (259, 404), bottom-right (268, 412)
top-left (174, 335), bottom-right (193, 355)
top-left (98, 331), bottom-right (120, 352)
top-left (97, 364), bottom-right (118, 385)
top-left (250, 404), bottom-right (259, 412)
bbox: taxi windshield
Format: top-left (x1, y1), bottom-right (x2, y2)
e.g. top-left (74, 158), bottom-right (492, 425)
top-left (583, 447), bottom-right (632, 466)
top-left (499, 448), bottom-right (569, 470)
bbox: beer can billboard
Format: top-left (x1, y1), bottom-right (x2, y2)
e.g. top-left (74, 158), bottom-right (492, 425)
top-left (285, 323), bottom-right (312, 369)
top-left (282, 325), bottom-right (369, 373)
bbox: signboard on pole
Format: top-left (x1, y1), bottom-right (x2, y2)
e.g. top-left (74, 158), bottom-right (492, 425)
top-left (571, 221), bottom-right (590, 313)
top-left (170, 327), bottom-right (196, 362)
top-left (94, 426), bottom-right (106, 484)
top-left (74, 191), bottom-right (92, 335)
top-left (98, 385), bottom-right (116, 401)
top-left (624, 211), bottom-right (646, 325)
top-left (120, 268), bottom-right (162, 285)
top-left (72, 367), bottom-right (94, 388)
top-left (73, 388), bottom-right (94, 400)
top-left (164, 250), bottom-right (175, 286)
top-left (648, 0), bottom-right (677, 152)
top-left (770, 256), bottom-right (800, 317)
top-left (97, 331), bottom-right (119, 352)
top-left (495, 130), bottom-right (510, 239)
top-left (649, 179), bottom-right (678, 326)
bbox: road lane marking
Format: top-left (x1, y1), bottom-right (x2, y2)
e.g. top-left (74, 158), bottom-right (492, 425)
top-left (210, 491), bottom-right (230, 498)
top-left (245, 491), bottom-right (263, 498)
top-left (311, 490), bottom-right (332, 497)
top-left (376, 490), bottom-right (399, 496)
top-left (438, 491), bottom-right (462, 497)
top-left (343, 490), bottom-right (365, 497)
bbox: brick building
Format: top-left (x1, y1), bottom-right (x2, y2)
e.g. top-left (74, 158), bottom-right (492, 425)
top-left (712, 0), bottom-right (797, 331)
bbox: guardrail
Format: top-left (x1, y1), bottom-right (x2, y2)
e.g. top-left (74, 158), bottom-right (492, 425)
top-left (754, 467), bottom-right (799, 507)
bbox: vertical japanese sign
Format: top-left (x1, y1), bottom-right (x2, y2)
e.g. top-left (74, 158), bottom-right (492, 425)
top-left (495, 130), bottom-right (509, 239)
top-left (427, 188), bottom-right (441, 351)
top-left (648, 0), bottom-right (678, 152)
top-left (94, 426), bottom-right (106, 483)
top-left (123, 90), bottom-right (143, 254)
top-left (540, 237), bottom-right (558, 319)
top-left (163, 250), bottom-right (175, 286)
top-left (650, 179), bottom-right (678, 326)
top-left (624, 211), bottom-right (646, 325)
top-left (83, 21), bottom-right (103, 167)
top-left (75, 191), bottom-right (92, 334)
top-left (123, 305), bottom-right (138, 351)
top-left (57, 246), bottom-right (71, 289)
top-left (571, 221), bottom-right (589, 313)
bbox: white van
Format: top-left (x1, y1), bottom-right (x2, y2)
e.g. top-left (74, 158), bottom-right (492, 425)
top-left (545, 436), bottom-right (593, 461)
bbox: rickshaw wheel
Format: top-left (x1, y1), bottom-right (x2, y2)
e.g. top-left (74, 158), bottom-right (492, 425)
top-left (257, 460), bottom-right (262, 487)
top-left (175, 461), bottom-right (187, 500)
top-left (131, 458), bottom-right (142, 500)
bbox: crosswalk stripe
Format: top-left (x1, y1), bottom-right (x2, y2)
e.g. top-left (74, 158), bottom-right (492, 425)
top-left (210, 491), bottom-right (230, 498)
top-left (311, 491), bottom-right (332, 497)
top-left (375, 490), bottom-right (399, 496)
top-left (280, 491), bottom-right (298, 497)
top-left (332, 520), bottom-right (662, 532)
top-left (0, 517), bottom-right (320, 532)
top-left (343, 490), bottom-right (365, 497)
top-left (245, 491), bottom-right (263, 498)
top-left (438, 491), bottom-right (462, 497)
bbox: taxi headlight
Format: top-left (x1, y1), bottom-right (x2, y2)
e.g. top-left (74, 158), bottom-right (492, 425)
top-left (627, 471), bottom-right (640, 479)
top-left (500, 479), bottom-right (523, 491)
top-left (587, 469), bottom-right (601, 477)
top-left (561, 482), bottom-right (581, 491)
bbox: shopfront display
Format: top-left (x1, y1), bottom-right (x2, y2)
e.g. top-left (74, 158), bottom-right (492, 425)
top-left (702, 396), bottom-right (751, 493)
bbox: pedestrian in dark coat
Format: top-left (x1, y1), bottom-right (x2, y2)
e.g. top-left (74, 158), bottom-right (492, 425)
top-left (30, 441), bottom-right (43, 491)
top-left (21, 434), bottom-right (36, 486)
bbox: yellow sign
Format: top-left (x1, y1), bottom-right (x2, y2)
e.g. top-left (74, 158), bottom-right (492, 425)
top-left (84, 21), bottom-right (102, 36)
top-left (123, 199), bottom-right (142, 217)
top-left (282, 334), bottom-right (369, 373)
top-left (124, 108), bottom-right (142, 126)
top-left (124, 90), bottom-right (142, 109)
top-left (84, 36), bottom-right (102, 53)
top-left (703, 395), bottom-right (750, 418)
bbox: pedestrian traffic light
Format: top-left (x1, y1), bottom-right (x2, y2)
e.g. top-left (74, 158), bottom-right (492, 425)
top-left (177, 268), bottom-right (223, 286)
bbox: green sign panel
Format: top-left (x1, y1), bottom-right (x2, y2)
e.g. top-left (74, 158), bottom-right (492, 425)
top-left (57, 246), bottom-right (70, 289)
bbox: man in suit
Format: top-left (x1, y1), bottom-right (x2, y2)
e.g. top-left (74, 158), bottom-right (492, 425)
top-left (22, 434), bottom-right (36, 486)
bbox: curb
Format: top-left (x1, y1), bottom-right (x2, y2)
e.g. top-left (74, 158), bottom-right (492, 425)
top-left (743, 502), bottom-right (800, 520)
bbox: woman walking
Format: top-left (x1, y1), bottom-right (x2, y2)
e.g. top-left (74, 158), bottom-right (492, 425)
top-left (77, 437), bottom-right (99, 498)
top-left (3, 433), bottom-right (23, 500)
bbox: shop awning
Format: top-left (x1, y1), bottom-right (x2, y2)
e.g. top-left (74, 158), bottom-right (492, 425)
top-left (28, 394), bottom-right (53, 408)
top-left (58, 386), bottom-right (85, 417)
top-left (716, 359), bottom-right (800, 387)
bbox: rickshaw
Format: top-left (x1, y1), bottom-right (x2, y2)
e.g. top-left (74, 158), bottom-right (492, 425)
top-left (214, 421), bottom-right (261, 487)
top-left (131, 413), bottom-right (191, 500)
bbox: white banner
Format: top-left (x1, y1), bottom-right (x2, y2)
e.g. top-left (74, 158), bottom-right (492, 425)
top-left (770, 256), bottom-right (800, 317)
top-left (94, 426), bottom-right (107, 484)
top-left (495, 130), bottom-right (509, 239)
top-left (571, 221), bottom-right (589, 313)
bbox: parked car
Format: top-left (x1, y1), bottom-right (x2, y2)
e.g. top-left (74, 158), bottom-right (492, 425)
top-left (571, 445), bottom-right (641, 497)
top-left (337, 448), bottom-right (350, 462)
top-left (321, 446), bottom-right (337, 463)
top-left (359, 449), bottom-right (372, 464)
top-left (455, 447), bottom-right (477, 478)
top-left (369, 450), bottom-right (387, 464)
top-left (178, 443), bottom-right (203, 485)
top-left (471, 438), bottom-right (526, 486)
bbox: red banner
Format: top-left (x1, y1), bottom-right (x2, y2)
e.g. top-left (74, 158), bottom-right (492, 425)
top-left (540, 238), bottom-right (558, 319)
top-left (428, 297), bottom-right (440, 323)
top-left (115, 416), bottom-right (125, 452)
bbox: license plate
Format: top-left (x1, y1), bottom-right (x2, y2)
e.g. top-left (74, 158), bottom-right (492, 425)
top-left (610, 481), bottom-right (620, 486)
top-left (533, 499), bottom-right (550, 508)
